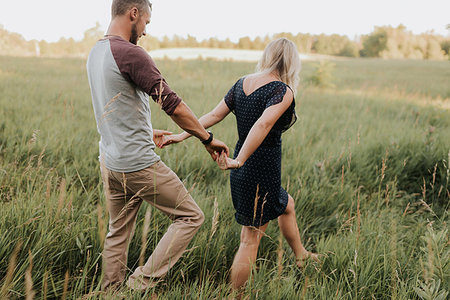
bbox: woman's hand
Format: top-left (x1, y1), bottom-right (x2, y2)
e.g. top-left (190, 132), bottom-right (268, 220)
top-left (158, 133), bottom-right (186, 148)
top-left (216, 151), bottom-right (241, 170)
top-left (153, 129), bottom-right (173, 148)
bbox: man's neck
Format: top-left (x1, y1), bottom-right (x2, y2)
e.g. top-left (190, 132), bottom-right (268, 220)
top-left (105, 18), bottom-right (131, 42)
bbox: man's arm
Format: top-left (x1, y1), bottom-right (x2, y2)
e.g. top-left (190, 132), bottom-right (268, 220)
top-left (158, 99), bottom-right (231, 148)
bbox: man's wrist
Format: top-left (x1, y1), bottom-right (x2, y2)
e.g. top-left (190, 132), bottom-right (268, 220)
top-left (201, 131), bottom-right (213, 145)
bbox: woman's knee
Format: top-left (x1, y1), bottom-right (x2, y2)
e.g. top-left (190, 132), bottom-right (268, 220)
top-left (240, 226), bottom-right (265, 246)
top-left (284, 195), bottom-right (295, 214)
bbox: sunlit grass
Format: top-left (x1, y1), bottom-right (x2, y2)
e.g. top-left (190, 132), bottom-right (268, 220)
top-left (0, 56), bottom-right (449, 299)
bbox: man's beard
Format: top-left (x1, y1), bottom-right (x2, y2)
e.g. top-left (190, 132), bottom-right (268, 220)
top-left (130, 24), bottom-right (138, 45)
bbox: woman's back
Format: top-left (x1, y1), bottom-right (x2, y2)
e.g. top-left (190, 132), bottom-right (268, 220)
top-left (224, 73), bottom-right (296, 147)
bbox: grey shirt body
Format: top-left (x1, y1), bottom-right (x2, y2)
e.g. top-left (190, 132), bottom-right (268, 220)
top-left (87, 36), bottom-right (181, 172)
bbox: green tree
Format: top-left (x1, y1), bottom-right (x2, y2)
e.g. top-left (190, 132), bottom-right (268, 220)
top-left (360, 28), bottom-right (388, 57)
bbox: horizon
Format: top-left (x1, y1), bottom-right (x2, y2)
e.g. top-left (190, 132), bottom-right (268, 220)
top-left (0, 0), bottom-right (449, 43)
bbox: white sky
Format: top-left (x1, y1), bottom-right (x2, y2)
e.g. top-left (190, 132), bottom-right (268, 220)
top-left (0, 0), bottom-right (448, 42)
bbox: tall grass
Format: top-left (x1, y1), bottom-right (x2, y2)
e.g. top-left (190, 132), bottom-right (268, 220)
top-left (0, 56), bottom-right (449, 299)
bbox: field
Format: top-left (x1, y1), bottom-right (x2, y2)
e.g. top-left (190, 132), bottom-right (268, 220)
top-left (0, 56), bottom-right (449, 299)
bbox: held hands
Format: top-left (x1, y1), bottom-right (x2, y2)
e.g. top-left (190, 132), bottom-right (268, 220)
top-left (205, 139), bottom-right (229, 161)
top-left (157, 133), bottom-right (186, 148)
top-left (216, 151), bottom-right (240, 170)
top-left (154, 130), bottom-right (229, 161)
top-left (153, 129), bottom-right (173, 148)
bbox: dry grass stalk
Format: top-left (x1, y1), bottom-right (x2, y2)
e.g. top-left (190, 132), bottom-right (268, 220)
top-left (209, 198), bottom-right (219, 241)
top-left (402, 202), bottom-right (410, 217)
top-left (301, 276), bottom-right (309, 298)
top-left (437, 185), bottom-right (443, 198)
top-left (165, 229), bottom-right (180, 256)
top-left (258, 195), bottom-right (268, 231)
top-left (121, 172), bottom-right (127, 198)
top-left (432, 163), bottom-right (437, 188)
top-left (56, 178), bottom-right (66, 219)
top-left (421, 178), bottom-right (426, 202)
top-left (140, 206), bottom-right (152, 266)
top-left (252, 185), bottom-right (260, 224)
top-left (27, 129), bottom-right (39, 154)
top-left (42, 271), bottom-right (48, 300)
top-left (99, 92), bottom-right (121, 126)
top-left (384, 184), bottom-right (390, 207)
top-left (25, 155), bottom-right (37, 175)
top-left (276, 233), bottom-right (284, 277)
top-left (381, 160), bottom-right (386, 182)
top-left (356, 191), bottom-right (361, 243)
top-left (104, 92), bottom-right (121, 111)
top-left (341, 165), bottom-right (345, 191)
top-left (419, 257), bottom-right (425, 283)
top-left (97, 204), bottom-right (106, 247)
top-left (100, 108), bottom-right (117, 124)
top-left (113, 186), bottom-right (146, 224)
top-left (171, 182), bottom-right (197, 216)
top-left (67, 194), bottom-right (73, 216)
top-left (62, 271), bottom-right (69, 300)
top-left (25, 250), bottom-right (35, 300)
top-left (155, 80), bottom-right (168, 108)
top-left (45, 180), bottom-right (51, 201)
top-left (1, 241), bottom-right (22, 299)
top-left (37, 145), bottom-right (46, 169)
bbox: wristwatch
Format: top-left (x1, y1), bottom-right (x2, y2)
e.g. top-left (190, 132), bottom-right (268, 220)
top-left (202, 131), bottom-right (213, 145)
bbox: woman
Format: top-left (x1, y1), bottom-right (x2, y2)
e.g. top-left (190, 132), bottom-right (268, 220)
top-left (159, 38), bottom-right (318, 290)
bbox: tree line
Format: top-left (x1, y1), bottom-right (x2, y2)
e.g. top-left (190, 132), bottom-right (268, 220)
top-left (1, 23), bottom-right (449, 60)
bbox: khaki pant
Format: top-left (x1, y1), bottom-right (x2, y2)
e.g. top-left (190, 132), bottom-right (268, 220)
top-left (100, 160), bottom-right (204, 291)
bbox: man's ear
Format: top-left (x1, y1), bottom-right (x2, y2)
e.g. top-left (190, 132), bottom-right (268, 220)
top-left (129, 7), bottom-right (139, 21)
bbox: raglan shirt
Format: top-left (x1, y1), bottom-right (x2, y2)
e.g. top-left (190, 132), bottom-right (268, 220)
top-left (87, 36), bottom-right (181, 172)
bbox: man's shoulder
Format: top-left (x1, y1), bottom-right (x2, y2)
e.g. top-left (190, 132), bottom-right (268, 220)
top-left (109, 37), bottom-right (150, 60)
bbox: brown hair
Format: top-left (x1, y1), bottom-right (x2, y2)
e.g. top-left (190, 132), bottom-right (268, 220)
top-left (111, 0), bottom-right (152, 18)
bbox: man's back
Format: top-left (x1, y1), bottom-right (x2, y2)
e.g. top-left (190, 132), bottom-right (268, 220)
top-left (87, 36), bottom-right (179, 172)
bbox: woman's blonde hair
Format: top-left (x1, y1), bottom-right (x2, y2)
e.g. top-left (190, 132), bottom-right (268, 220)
top-left (256, 38), bottom-right (301, 94)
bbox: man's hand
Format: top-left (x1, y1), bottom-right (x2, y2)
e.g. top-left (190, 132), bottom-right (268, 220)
top-left (153, 129), bottom-right (172, 148)
top-left (205, 139), bottom-right (229, 161)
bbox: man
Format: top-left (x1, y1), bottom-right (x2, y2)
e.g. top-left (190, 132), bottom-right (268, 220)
top-left (86, 0), bottom-right (229, 292)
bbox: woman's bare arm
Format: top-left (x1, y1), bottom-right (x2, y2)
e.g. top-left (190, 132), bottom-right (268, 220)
top-left (218, 89), bottom-right (293, 169)
top-left (159, 99), bottom-right (231, 147)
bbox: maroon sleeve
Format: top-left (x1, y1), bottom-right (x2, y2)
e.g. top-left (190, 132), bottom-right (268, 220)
top-left (110, 37), bottom-right (181, 115)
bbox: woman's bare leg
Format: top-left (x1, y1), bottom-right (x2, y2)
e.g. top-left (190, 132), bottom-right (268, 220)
top-left (278, 195), bottom-right (318, 267)
top-left (230, 223), bottom-right (269, 290)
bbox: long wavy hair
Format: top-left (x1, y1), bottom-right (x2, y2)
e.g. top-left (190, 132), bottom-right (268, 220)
top-left (256, 38), bottom-right (301, 94)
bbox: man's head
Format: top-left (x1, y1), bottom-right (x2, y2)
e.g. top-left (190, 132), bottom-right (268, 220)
top-left (111, 0), bottom-right (152, 44)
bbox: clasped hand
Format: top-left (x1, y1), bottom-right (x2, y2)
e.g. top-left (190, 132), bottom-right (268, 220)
top-left (154, 130), bottom-right (238, 169)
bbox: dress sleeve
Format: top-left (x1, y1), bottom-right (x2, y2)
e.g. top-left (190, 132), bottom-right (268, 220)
top-left (265, 83), bottom-right (287, 109)
top-left (267, 83), bottom-right (297, 132)
top-left (224, 79), bottom-right (240, 112)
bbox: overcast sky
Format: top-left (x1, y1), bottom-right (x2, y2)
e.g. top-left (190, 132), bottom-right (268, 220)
top-left (0, 0), bottom-right (448, 42)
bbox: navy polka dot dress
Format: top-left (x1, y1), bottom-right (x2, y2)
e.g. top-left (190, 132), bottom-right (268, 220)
top-left (224, 77), bottom-right (297, 227)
